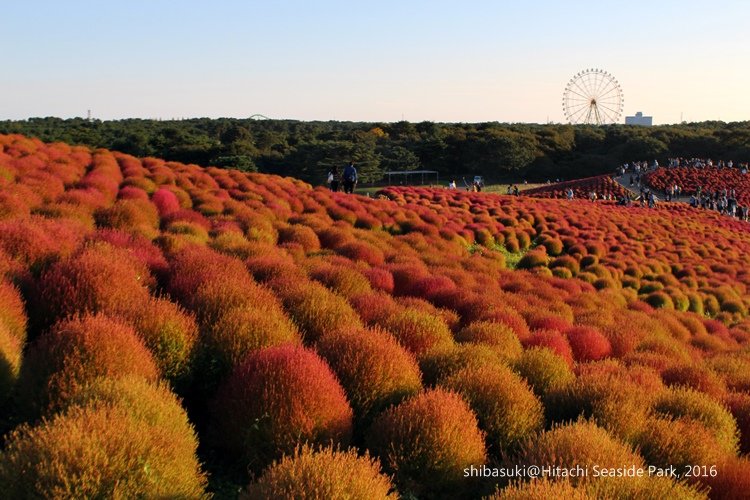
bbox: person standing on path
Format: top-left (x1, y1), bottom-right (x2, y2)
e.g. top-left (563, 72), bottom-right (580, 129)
top-left (327, 165), bottom-right (340, 192)
top-left (342, 161), bottom-right (358, 194)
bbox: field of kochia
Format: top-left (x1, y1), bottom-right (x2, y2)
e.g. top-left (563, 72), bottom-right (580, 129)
top-left (0, 133), bottom-right (749, 498)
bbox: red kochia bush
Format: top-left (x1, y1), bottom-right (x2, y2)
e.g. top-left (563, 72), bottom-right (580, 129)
top-left (0, 377), bottom-right (207, 499)
top-left (316, 326), bottom-right (422, 420)
top-left (366, 388), bottom-right (487, 498)
top-left (277, 224), bottom-right (321, 252)
top-left (523, 330), bottom-right (574, 367)
top-left (151, 187), bottom-right (181, 216)
top-left (212, 345), bottom-right (353, 469)
top-left (565, 326), bottom-right (612, 362)
top-left (17, 314), bottom-right (159, 418)
top-left (362, 267), bottom-right (395, 293)
top-left (35, 243), bottom-right (152, 328)
top-left (244, 445), bottom-right (396, 500)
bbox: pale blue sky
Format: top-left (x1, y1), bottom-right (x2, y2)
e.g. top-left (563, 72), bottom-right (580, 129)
top-left (3, 0), bottom-right (749, 124)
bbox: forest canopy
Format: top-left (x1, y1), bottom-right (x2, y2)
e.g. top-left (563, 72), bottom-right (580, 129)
top-left (2, 117), bottom-right (750, 184)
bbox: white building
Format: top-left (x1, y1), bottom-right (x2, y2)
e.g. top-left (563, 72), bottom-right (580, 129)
top-left (625, 111), bottom-right (653, 126)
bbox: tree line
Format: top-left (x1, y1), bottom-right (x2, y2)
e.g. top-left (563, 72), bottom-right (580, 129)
top-left (2, 117), bottom-right (750, 185)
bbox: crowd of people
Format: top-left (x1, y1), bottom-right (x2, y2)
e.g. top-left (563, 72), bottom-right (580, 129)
top-left (667, 157), bottom-right (750, 172)
top-left (689, 187), bottom-right (750, 220)
top-left (622, 158), bottom-right (750, 221)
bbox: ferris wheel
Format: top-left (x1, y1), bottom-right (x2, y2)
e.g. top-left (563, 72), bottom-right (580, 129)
top-left (562, 69), bottom-right (624, 125)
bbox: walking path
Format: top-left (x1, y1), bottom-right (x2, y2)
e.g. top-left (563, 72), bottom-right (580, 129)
top-left (612, 174), bottom-right (692, 203)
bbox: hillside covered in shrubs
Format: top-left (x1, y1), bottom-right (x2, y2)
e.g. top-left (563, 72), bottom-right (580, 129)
top-left (0, 133), bottom-right (749, 498)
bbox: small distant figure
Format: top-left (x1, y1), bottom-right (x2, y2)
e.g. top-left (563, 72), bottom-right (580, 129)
top-left (566, 187), bottom-right (574, 200)
top-left (327, 165), bottom-right (340, 192)
top-left (506, 184), bottom-right (513, 195)
top-left (342, 161), bottom-right (358, 194)
top-left (448, 180), bottom-right (457, 190)
top-left (512, 185), bottom-right (519, 196)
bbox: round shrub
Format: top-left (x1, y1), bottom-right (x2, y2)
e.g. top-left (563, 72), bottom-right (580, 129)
top-left (200, 305), bottom-right (301, 382)
top-left (701, 457), bottom-right (750, 500)
top-left (18, 314), bottom-right (159, 418)
top-left (277, 224), bottom-right (321, 252)
top-left (398, 297), bottom-right (460, 332)
top-left (127, 296), bottom-right (199, 382)
top-left (455, 321), bottom-right (523, 362)
top-left (725, 392), bottom-right (750, 455)
top-left (212, 345), bottom-right (353, 468)
top-left (336, 241), bottom-right (386, 266)
top-left (310, 264), bottom-right (373, 298)
top-left (95, 198), bottom-right (159, 239)
top-left (565, 326), bottom-right (612, 362)
top-left (514, 421), bottom-right (644, 485)
top-left (0, 322), bottom-right (21, 403)
top-left (366, 388), bottom-right (487, 498)
top-left (244, 445), bottom-right (396, 500)
top-left (550, 255), bottom-right (581, 275)
top-left (661, 364), bottom-right (726, 399)
top-left (35, 244), bottom-right (152, 329)
top-left (644, 291), bottom-right (675, 310)
top-left (420, 343), bottom-right (502, 385)
top-left (0, 378), bottom-right (207, 498)
top-left (362, 267), bottom-right (395, 293)
top-left (636, 416), bottom-right (727, 470)
top-left (316, 326), bottom-right (422, 421)
top-left (377, 307), bottom-right (454, 360)
top-left (275, 280), bottom-right (363, 343)
top-left (585, 475), bottom-right (705, 500)
top-left (652, 386), bottom-right (739, 454)
top-left (552, 267), bottom-right (573, 279)
top-left (442, 364), bottom-right (543, 454)
top-left (522, 329), bottom-right (574, 367)
top-left (542, 238), bottom-right (564, 256)
top-left (490, 480), bottom-right (591, 499)
top-left (709, 354), bottom-right (750, 393)
top-left (516, 251), bottom-right (548, 270)
top-left (513, 347), bottom-right (575, 397)
top-left (546, 362), bottom-right (660, 442)
top-left (0, 281), bottom-right (27, 342)
top-left (151, 187), bottom-right (181, 216)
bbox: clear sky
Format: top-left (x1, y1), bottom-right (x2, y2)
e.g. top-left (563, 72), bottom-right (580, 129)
top-left (3, 0), bottom-right (749, 124)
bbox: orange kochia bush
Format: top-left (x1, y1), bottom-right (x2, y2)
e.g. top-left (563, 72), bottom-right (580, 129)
top-left (17, 314), bottom-right (159, 418)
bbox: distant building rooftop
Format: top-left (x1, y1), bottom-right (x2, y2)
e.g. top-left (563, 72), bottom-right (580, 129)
top-left (625, 111), bottom-right (653, 126)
